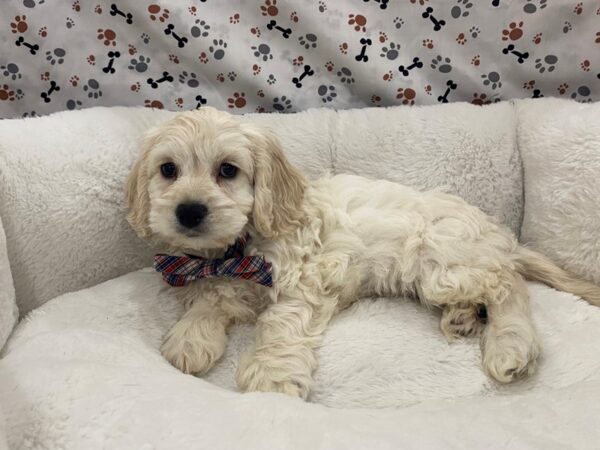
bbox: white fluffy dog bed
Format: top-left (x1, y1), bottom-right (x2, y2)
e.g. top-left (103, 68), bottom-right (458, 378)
top-left (1, 99), bottom-right (600, 449)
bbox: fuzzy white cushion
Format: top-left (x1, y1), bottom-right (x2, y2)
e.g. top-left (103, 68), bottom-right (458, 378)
top-left (0, 103), bottom-right (521, 315)
top-left (518, 99), bottom-right (600, 284)
top-left (0, 216), bottom-right (17, 351)
top-left (1, 269), bottom-right (600, 448)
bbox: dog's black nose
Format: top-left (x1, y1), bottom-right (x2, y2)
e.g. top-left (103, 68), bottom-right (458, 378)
top-left (176, 202), bottom-right (208, 229)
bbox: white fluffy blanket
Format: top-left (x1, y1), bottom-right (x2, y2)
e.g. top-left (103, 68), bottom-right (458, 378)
top-left (2, 269), bottom-right (600, 449)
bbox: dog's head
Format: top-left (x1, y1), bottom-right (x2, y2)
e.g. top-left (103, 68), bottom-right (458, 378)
top-left (126, 107), bottom-right (306, 252)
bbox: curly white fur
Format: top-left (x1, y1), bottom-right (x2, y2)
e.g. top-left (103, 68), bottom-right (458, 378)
top-left (126, 108), bottom-right (600, 399)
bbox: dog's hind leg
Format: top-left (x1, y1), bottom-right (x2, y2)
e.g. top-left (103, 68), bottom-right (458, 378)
top-left (440, 302), bottom-right (486, 340)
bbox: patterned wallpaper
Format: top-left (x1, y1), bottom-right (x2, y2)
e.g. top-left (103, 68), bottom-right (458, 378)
top-left (0, 0), bottom-right (599, 118)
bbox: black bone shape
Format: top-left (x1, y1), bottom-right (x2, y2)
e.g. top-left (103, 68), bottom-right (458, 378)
top-left (292, 64), bottom-right (314, 88)
top-left (398, 57), bottom-right (423, 76)
top-left (362, 0), bottom-right (389, 10)
top-left (492, 0), bottom-right (500, 6)
top-left (15, 36), bottom-right (39, 55)
top-left (147, 71), bottom-right (174, 88)
top-left (164, 24), bottom-right (188, 48)
top-left (422, 7), bottom-right (446, 32)
top-left (102, 50), bottom-right (121, 74)
top-left (110, 3), bottom-right (133, 24)
top-left (502, 44), bottom-right (529, 64)
top-left (354, 37), bottom-right (372, 62)
top-left (532, 89), bottom-right (544, 99)
top-left (40, 80), bottom-right (60, 103)
top-left (266, 20), bottom-right (292, 38)
top-left (437, 79), bottom-right (457, 103)
top-left (195, 94), bottom-right (207, 108)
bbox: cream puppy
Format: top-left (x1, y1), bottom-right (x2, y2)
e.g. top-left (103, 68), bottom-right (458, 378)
top-left (126, 107), bottom-right (600, 399)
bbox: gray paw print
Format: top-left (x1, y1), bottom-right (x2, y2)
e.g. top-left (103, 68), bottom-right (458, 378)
top-left (318, 1), bottom-right (327, 12)
top-left (523, 0), bottom-right (547, 13)
top-left (298, 34), bottom-right (317, 49)
top-left (191, 19), bottom-right (210, 38)
top-left (393, 17), bottom-right (404, 29)
top-left (209, 39), bottom-right (227, 60)
top-left (83, 79), bottom-right (102, 99)
top-left (337, 67), bottom-right (355, 84)
top-left (317, 85), bottom-right (337, 103)
top-left (128, 55), bottom-right (150, 73)
top-left (267, 74), bottom-right (276, 85)
top-left (66, 99), bottom-right (82, 110)
top-left (23, 0), bottom-right (44, 8)
top-left (481, 71), bottom-right (502, 89)
top-left (228, 71), bottom-right (237, 81)
top-left (1, 63), bottom-right (21, 80)
top-left (45, 48), bottom-right (66, 65)
top-left (570, 85), bottom-right (591, 102)
top-left (141, 33), bottom-right (150, 44)
top-left (273, 96), bottom-right (292, 111)
top-left (380, 43), bottom-right (400, 60)
top-left (534, 55), bottom-right (558, 73)
top-left (178, 71), bottom-right (199, 88)
top-left (469, 26), bottom-right (480, 38)
top-left (563, 21), bottom-right (572, 33)
top-left (66, 18), bottom-right (75, 29)
top-left (451, 0), bottom-right (473, 18)
top-left (431, 55), bottom-right (452, 73)
top-left (252, 44), bottom-right (273, 61)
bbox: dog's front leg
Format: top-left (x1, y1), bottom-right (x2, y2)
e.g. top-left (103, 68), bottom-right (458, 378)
top-left (236, 292), bottom-right (336, 399)
top-left (161, 281), bottom-right (255, 374)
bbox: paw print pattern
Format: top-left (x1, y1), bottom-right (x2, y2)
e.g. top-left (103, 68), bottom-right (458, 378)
top-left (97, 28), bottom-right (116, 46)
top-left (261, 0), bottom-right (279, 17)
top-left (393, 17), bottom-right (404, 29)
top-left (191, 20), bottom-right (210, 38)
top-left (570, 85), bottom-right (591, 101)
top-left (523, 0), bottom-right (547, 14)
top-left (298, 34), bottom-right (318, 49)
top-left (534, 55), bottom-right (558, 73)
top-left (348, 14), bottom-right (367, 33)
top-left (128, 56), bottom-right (150, 73)
top-left (148, 4), bottom-right (169, 22)
top-left (396, 88), bottom-right (416, 105)
top-left (178, 71), bottom-right (199, 88)
top-left (317, 84), bottom-right (336, 102)
top-left (451, 0), bottom-right (473, 19)
top-left (0, 85), bottom-right (16, 101)
top-left (45, 48), bottom-right (66, 65)
top-left (10, 16), bottom-right (28, 34)
top-left (337, 67), bottom-right (355, 84)
top-left (252, 44), bottom-right (273, 61)
top-left (209, 39), bottom-right (227, 60)
top-left (481, 71), bottom-right (502, 89)
top-left (272, 95), bottom-right (292, 111)
top-left (1, 64), bottom-right (21, 81)
top-left (83, 78), bottom-right (102, 99)
top-left (227, 92), bottom-right (246, 108)
top-left (380, 43), bottom-right (400, 60)
top-left (431, 55), bottom-right (452, 73)
top-left (469, 27), bottom-right (480, 38)
top-left (502, 22), bottom-right (523, 41)
top-left (318, 1), bottom-right (327, 13)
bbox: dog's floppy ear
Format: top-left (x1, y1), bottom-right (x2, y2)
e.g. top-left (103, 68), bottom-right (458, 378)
top-left (125, 130), bottom-right (160, 239)
top-left (243, 123), bottom-right (307, 239)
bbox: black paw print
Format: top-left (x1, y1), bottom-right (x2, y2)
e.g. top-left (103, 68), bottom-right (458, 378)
top-left (66, 99), bottom-right (82, 110)
top-left (523, 0), bottom-right (547, 13)
top-left (209, 39), bottom-right (227, 60)
top-left (317, 85), bottom-right (336, 103)
top-left (273, 95), bottom-right (292, 111)
top-left (481, 71), bottom-right (502, 89)
top-left (228, 71), bottom-right (237, 81)
top-left (191, 19), bottom-right (210, 38)
top-left (380, 43), bottom-right (400, 60)
top-left (337, 67), bottom-right (355, 84)
top-left (83, 78), bottom-right (102, 99)
top-left (451, 0), bottom-right (473, 18)
top-left (178, 70), bottom-right (199, 88)
top-left (1, 63), bottom-right (21, 80)
top-left (267, 74), bottom-right (276, 85)
top-left (45, 48), bottom-right (66, 65)
top-left (128, 55), bottom-right (150, 73)
top-left (298, 34), bottom-right (317, 49)
top-left (252, 43), bottom-right (273, 61)
top-left (431, 55), bottom-right (452, 73)
top-left (534, 55), bottom-right (558, 73)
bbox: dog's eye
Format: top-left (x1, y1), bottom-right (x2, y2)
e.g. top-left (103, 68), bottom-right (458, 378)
top-left (160, 162), bottom-right (177, 179)
top-left (219, 163), bottom-right (238, 179)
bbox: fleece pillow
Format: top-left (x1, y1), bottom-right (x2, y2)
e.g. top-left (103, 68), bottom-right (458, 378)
top-left (0, 216), bottom-right (17, 350)
top-left (517, 99), bottom-right (600, 284)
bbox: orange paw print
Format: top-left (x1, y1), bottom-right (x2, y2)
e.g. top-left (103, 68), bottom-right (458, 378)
top-left (472, 93), bottom-right (491, 106)
top-left (348, 14), bottom-right (367, 32)
top-left (216, 73), bottom-right (225, 82)
top-left (382, 70), bottom-right (393, 81)
top-left (339, 42), bottom-right (348, 54)
top-left (580, 60), bottom-right (591, 71)
top-left (290, 11), bottom-right (299, 23)
top-left (229, 13), bottom-right (240, 24)
top-left (324, 61), bottom-right (334, 72)
top-left (38, 27), bottom-right (48, 38)
top-left (396, 88), bottom-right (416, 105)
top-left (199, 52), bottom-right (208, 64)
top-left (10, 15), bottom-right (28, 34)
top-left (456, 33), bottom-right (466, 45)
top-left (148, 4), bottom-right (169, 22)
top-left (424, 85), bottom-right (432, 95)
top-left (292, 56), bottom-right (304, 66)
top-left (252, 64), bottom-right (261, 75)
top-left (0, 84), bottom-right (16, 101)
top-left (227, 92), bottom-right (247, 109)
top-left (72, 1), bottom-right (80, 12)
top-left (379, 32), bottom-right (388, 43)
top-left (86, 55), bottom-right (96, 65)
top-left (422, 38), bottom-right (434, 49)
top-left (97, 28), bottom-right (116, 46)
top-left (69, 75), bottom-right (79, 87)
top-left (532, 33), bottom-right (542, 44)
top-left (175, 98), bottom-right (184, 109)
top-left (130, 82), bottom-right (141, 92)
top-left (260, 0), bottom-right (278, 17)
top-left (371, 95), bottom-right (381, 104)
top-left (557, 83), bottom-right (569, 95)
top-left (144, 100), bottom-right (164, 109)
top-left (502, 22), bottom-right (523, 41)
top-left (471, 55), bottom-right (480, 66)
top-left (573, 2), bottom-right (583, 14)
top-left (94, 4), bottom-right (102, 14)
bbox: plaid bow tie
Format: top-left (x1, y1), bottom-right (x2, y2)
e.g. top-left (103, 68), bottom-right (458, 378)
top-left (154, 234), bottom-right (273, 288)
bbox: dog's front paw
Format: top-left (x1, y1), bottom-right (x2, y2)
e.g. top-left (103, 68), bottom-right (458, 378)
top-left (481, 326), bottom-right (541, 383)
top-left (440, 304), bottom-right (486, 341)
top-left (161, 319), bottom-right (227, 374)
top-left (235, 354), bottom-right (311, 399)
